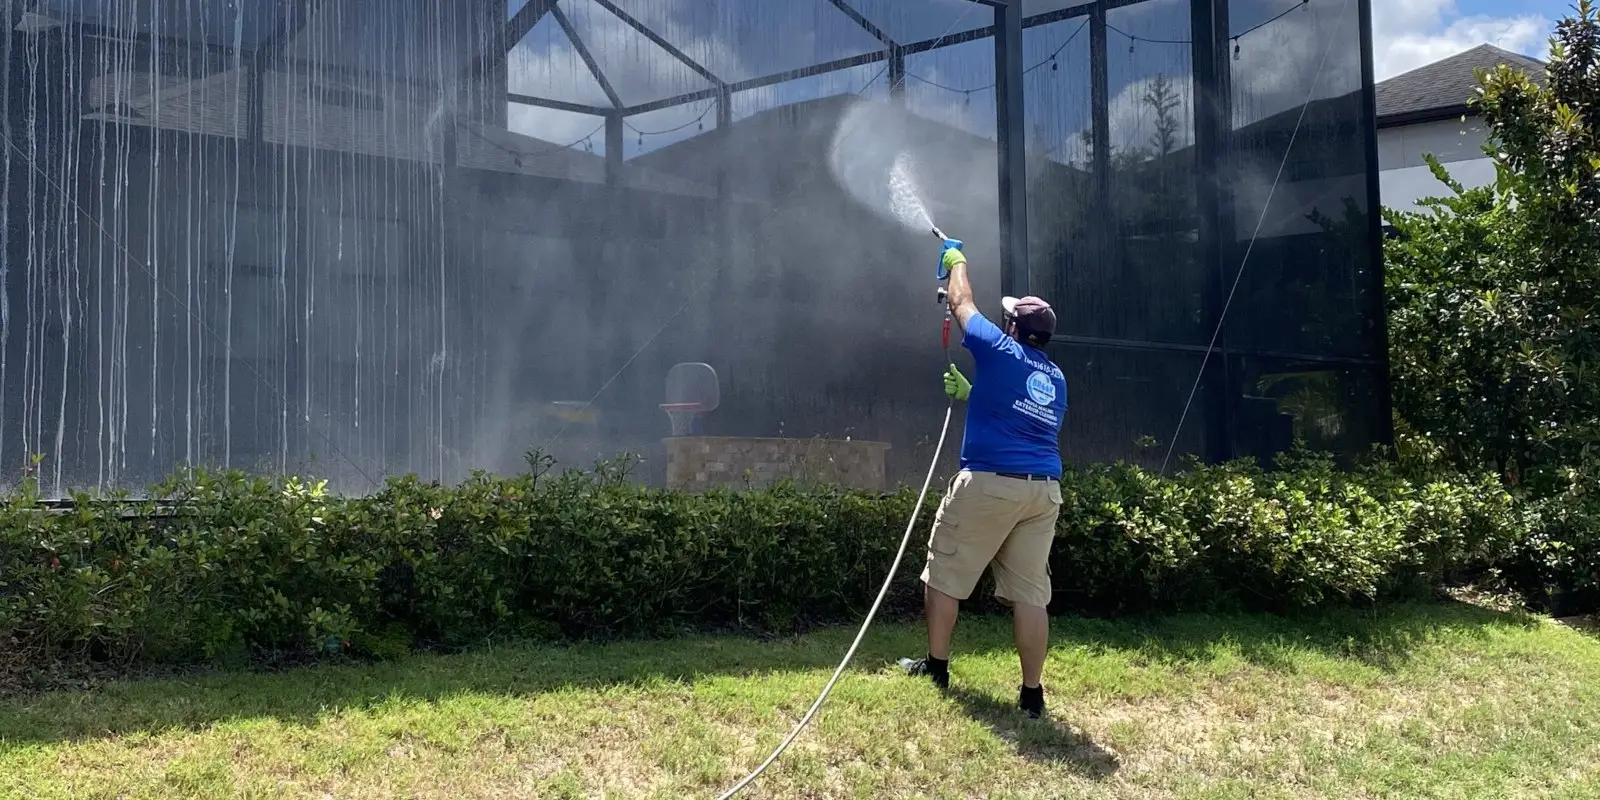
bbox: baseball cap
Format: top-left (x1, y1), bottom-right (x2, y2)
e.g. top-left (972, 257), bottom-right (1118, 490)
top-left (1001, 296), bottom-right (1057, 345)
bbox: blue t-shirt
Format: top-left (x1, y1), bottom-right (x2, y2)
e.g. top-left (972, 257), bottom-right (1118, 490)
top-left (958, 311), bottom-right (1067, 478)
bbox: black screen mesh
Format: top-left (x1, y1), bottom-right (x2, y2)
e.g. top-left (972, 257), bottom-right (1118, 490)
top-left (0, 0), bottom-right (1382, 495)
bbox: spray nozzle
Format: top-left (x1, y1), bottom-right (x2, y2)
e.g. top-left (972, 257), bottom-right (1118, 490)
top-left (930, 225), bottom-right (947, 241)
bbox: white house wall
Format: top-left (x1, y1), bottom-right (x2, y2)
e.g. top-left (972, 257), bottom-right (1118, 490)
top-left (1378, 117), bottom-right (1491, 169)
top-left (1378, 116), bottom-right (1496, 216)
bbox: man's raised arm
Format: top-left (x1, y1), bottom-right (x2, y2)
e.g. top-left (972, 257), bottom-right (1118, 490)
top-left (941, 241), bottom-right (980, 335)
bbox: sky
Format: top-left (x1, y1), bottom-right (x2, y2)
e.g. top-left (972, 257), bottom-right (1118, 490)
top-left (1371, 0), bottom-right (1566, 79)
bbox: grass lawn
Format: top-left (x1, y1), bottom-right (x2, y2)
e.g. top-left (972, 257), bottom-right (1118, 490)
top-left (2, 601), bottom-right (1598, 799)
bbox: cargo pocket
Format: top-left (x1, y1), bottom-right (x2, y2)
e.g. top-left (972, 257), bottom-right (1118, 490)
top-left (929, 513), bottom-right (960, 555)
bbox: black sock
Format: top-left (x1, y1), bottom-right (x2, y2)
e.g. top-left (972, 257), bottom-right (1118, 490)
top-left (1019, 684), bottom-right (1044, 713)
top-left (926, 654), bottom-right (949, 679)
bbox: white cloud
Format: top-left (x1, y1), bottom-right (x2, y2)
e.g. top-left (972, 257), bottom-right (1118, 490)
top-left (1371, 1), bottom-right (1553, 79)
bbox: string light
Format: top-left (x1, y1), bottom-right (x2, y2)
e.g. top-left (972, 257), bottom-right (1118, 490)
top-left (459, 120), bottom-right (603, 169)
top-left (902, 0), bottom-right (1313, 96)
top-left (901, 18), bottom-right (1086, 96)
top-left (623, 100), bottom-right (717, 145)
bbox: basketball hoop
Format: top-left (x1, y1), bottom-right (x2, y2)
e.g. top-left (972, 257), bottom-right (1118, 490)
top-left (660, 403), bottom-right (706, 437)
top-left (662, 363), bottom-right (719, 437)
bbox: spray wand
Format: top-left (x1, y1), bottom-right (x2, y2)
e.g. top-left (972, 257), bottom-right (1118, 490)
top-left (931, 225), bottom-right (956, 365)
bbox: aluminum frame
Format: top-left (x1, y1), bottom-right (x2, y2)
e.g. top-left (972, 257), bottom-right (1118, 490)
top-left (991, 0), bottom-right (1029, 298)
top-left (1191, 0), bottom-right (1234, 461)
top-left (1357, 0), bottom-right (1393, 447)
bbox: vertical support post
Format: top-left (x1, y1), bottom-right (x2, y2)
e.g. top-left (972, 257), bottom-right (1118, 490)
top-left (470, 0), bottom-right (508, 126)
top-left (468, 0), bottom-right (538, 127)
top-left (1191, 0), bottom-right (1234, 463)
top-left (716, 84), bottom-right (734, 194)
top-left (1089, 2), bottom-right (1110, 209)
top-left (595, 109), bottom-right (626, 406)
top-left (888, 44), bottom-right (906, 100)
top-left (710, 84), bottom-right (737, 367)
top-left (605, 112), bottom-right (624, 184)
top-left (437, 4), bottom-right (465, 485)
top-left (1357, 0), bottom-right (1392, 446)
top-left (439, 118), bottom-right (461, 483)
top-left (993, 0), bottom-right (1030, 299)
top-left (1088, 0), bottom-right (1113, 290)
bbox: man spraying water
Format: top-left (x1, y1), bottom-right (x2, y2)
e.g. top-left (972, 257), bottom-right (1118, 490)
top-left (716, 167), bottom-right (1066, 797)
top-left (900, 236), bottom-right (1067, 721)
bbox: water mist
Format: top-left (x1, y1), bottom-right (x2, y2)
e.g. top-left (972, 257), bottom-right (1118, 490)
top-left (827, 98), bottom-right (942, 237)
top-left (889, 151), bottom-right (934, 234)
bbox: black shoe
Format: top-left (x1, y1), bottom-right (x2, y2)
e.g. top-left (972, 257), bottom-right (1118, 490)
top-left (899, 656), bottom-right (950, 689)
top-left (1019, 685), bottom-right (1045, 719)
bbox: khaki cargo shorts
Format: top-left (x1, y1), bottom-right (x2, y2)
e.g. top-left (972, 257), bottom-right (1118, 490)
top-left (919, 469), bottom-right (1062, 609)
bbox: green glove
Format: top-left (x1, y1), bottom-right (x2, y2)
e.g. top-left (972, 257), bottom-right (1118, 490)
top-left (940, 244), bottom-right (967, 277)
top-left (943, 364), bottom-right (971, 401)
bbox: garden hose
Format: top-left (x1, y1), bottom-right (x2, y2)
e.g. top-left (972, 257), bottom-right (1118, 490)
top-left (716, 264), bottom-right (960, 798)
top-left (715, 400), bottom-right (954, 800)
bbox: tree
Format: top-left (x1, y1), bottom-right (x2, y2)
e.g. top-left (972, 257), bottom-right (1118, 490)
top-left (1143, 72), bottom-right (1184, 157)
top-left (1383, 0), bottom-right (1600, 495)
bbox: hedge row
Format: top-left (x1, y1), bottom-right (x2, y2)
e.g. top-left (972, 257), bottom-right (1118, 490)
top-left (1, 451), bottom-right (1594, 672)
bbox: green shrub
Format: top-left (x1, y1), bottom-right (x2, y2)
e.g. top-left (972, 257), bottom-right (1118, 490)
top-left (1508, 483), bottom-right (1600, 617)
top-left (1051, 461), bottom-right (1208, 612)
top-left (1047, 453), bottom-right (1528, 615)
top-left (0, 449), bottom-right (1587, 676)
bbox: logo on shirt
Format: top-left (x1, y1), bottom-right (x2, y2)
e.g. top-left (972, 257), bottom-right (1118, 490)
top-left (1026, 371), bottom-right (1057, 406)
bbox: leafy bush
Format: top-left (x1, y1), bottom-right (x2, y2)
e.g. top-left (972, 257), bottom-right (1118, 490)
top-left (3, 444), bottom-right (1579, 679)
top-left (1383, 3), bottom-right (1600, 496)
top-left (0, 457), bottom-right (939, 672)
top-left (1373, 4), bottom-right (1600, 619)
top-left (1503, 458), bottom-right (1600, 616)
top-left (1047, 453), bottom-right (1528, 615)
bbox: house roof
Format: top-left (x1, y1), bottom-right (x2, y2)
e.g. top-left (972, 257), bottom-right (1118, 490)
top-left (1375, 44), bottom-right (1546, 127)
top-left (82, 67), bottom-right (720, 199)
